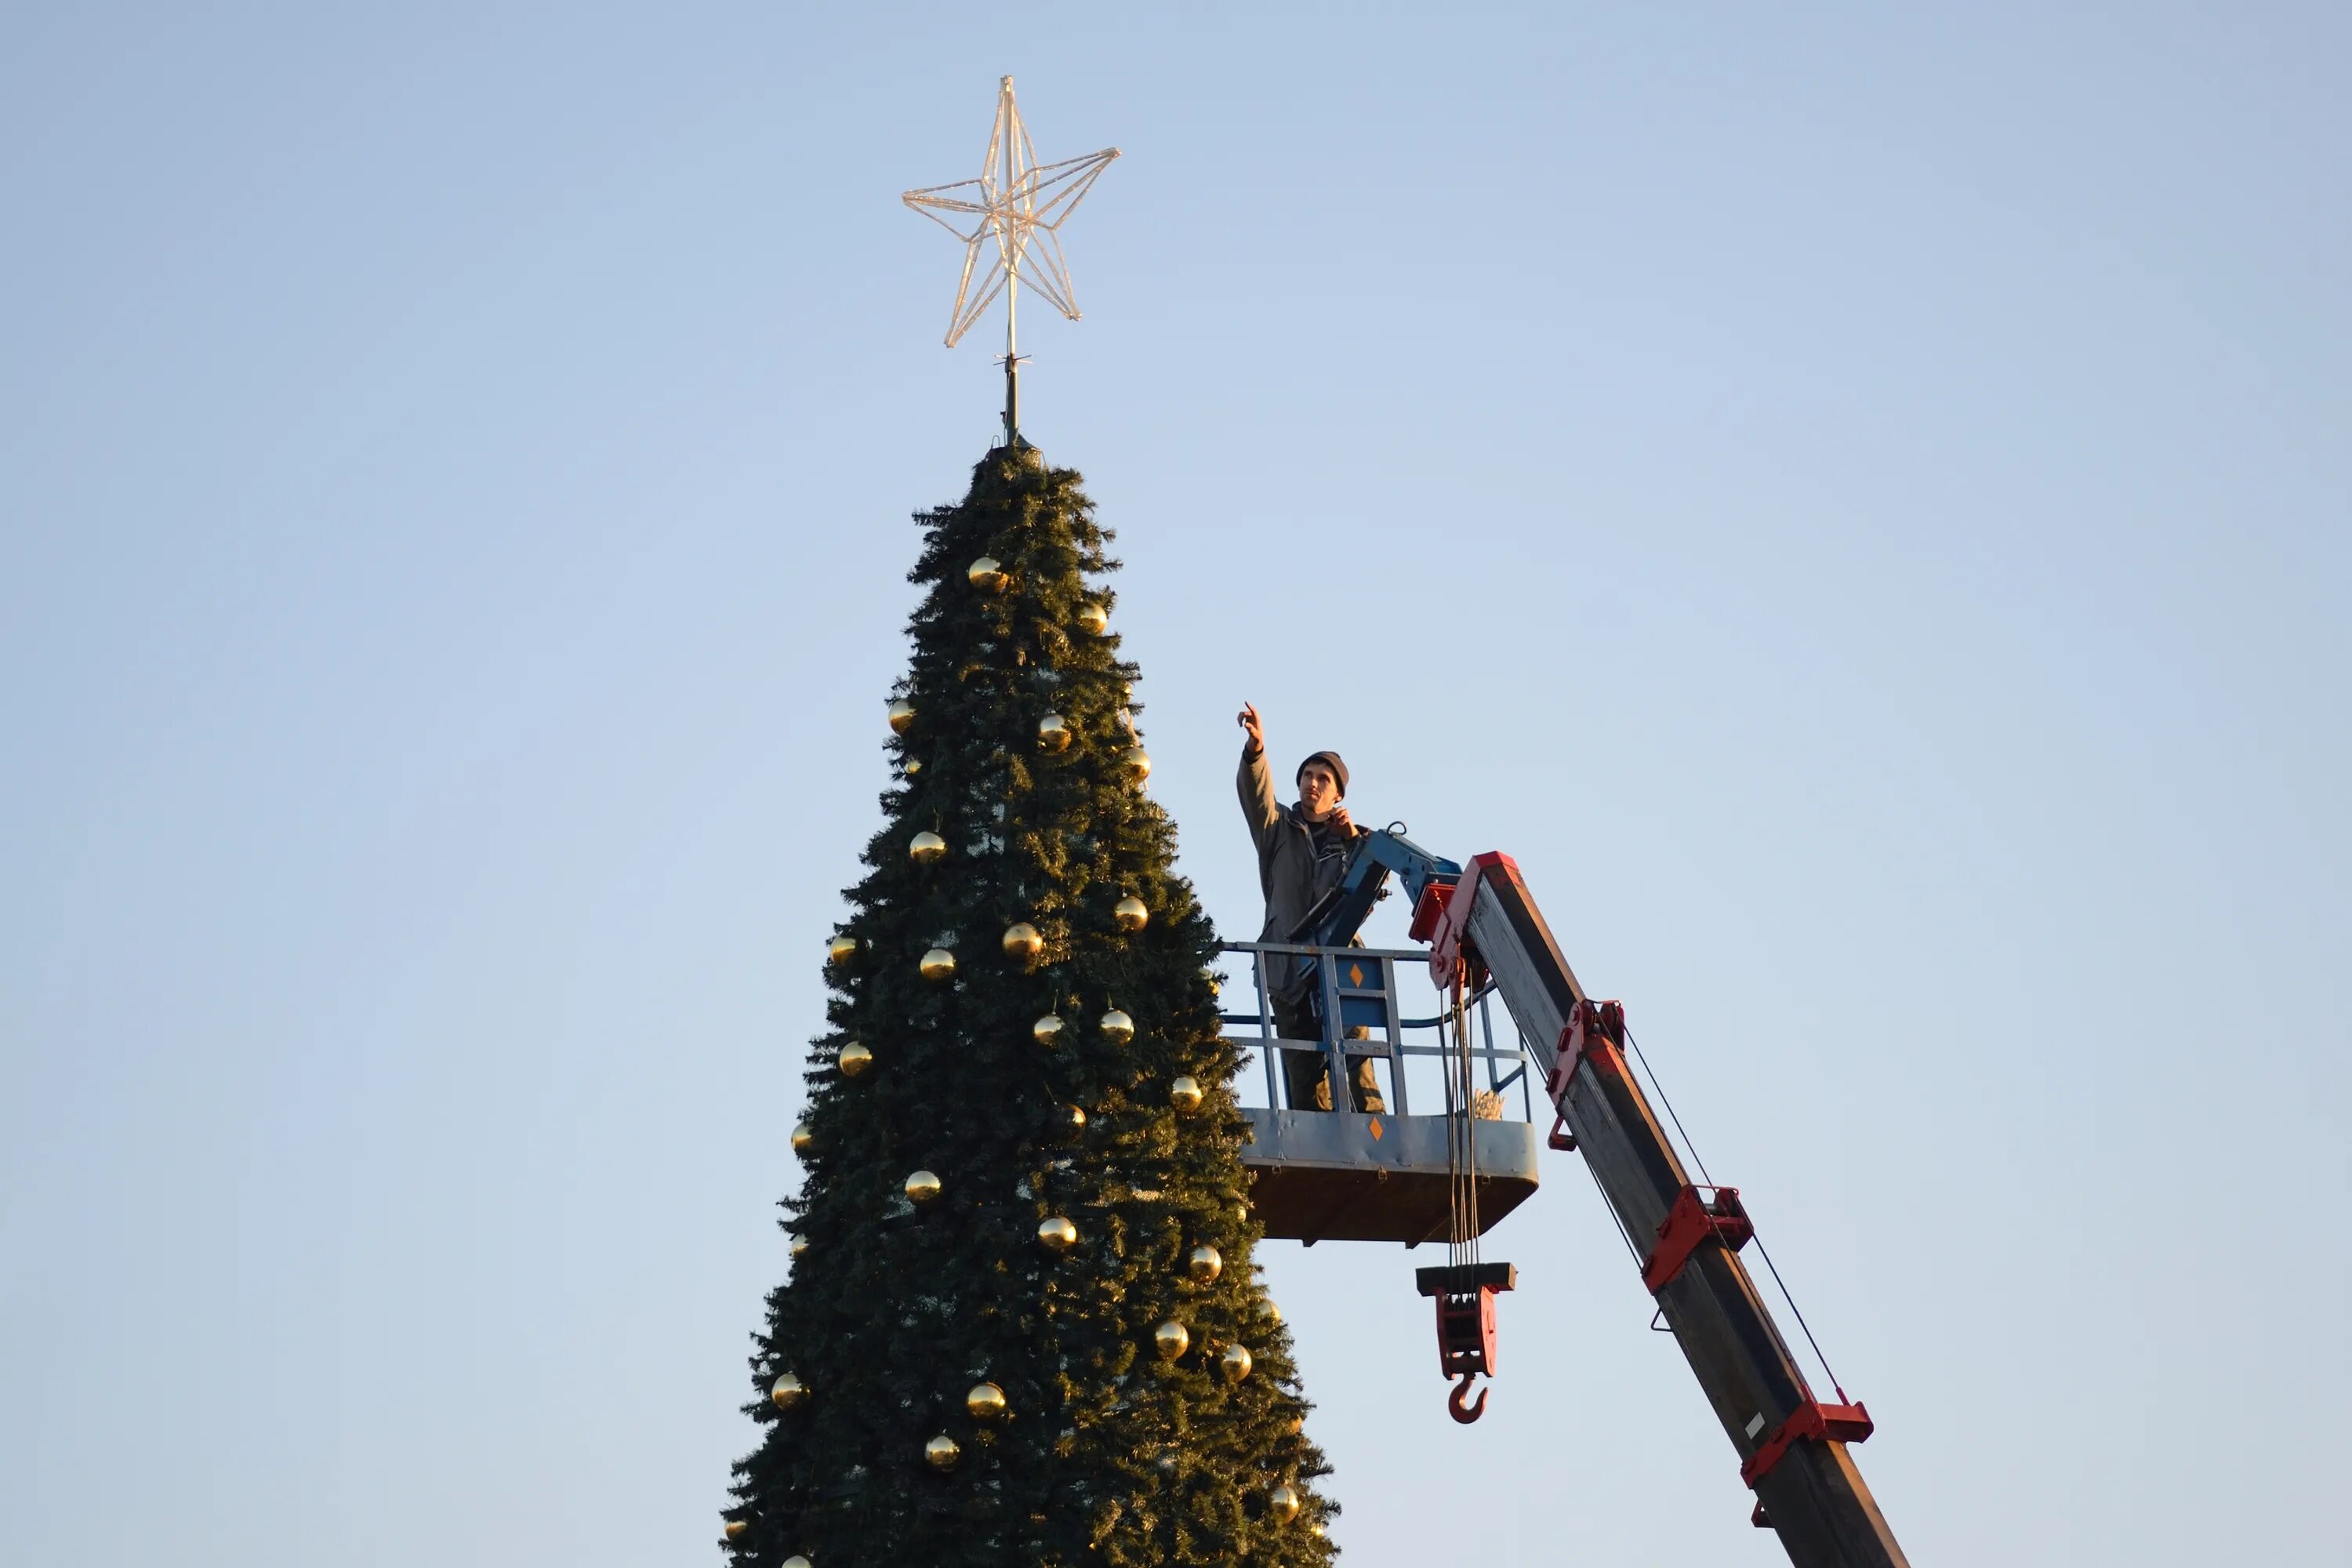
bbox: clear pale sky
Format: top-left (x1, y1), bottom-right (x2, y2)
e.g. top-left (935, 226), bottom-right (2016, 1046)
top-left (4, 5), bottom-right (2346, 1565)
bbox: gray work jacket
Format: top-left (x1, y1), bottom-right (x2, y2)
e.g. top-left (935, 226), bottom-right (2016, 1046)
top-left (1237, 742), bottom-right (1357, 1003)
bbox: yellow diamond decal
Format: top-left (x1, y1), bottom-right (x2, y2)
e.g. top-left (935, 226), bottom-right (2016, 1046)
top-left (1348, 962), bottom-right (1364, 986)
top-left (1368, 1116), bottom-right (1383, 1141)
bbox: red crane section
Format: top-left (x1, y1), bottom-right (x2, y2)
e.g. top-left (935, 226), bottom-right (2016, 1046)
top-left (1418, 852), bottom-right (1908, 1568)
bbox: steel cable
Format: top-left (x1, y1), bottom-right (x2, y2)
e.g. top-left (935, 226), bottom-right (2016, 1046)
top-left (1622, 1025), bottom-right (1849, 1403)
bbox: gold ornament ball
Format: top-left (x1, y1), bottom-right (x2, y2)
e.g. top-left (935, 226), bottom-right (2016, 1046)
top-left (904, 757), bottom-right (922, 775)
top-left (905, 1170), bottom-right (943, 1207)
top-left (1310, 1523), bottom-right (1326, 1539)
top-left (1153, 1320), bottom-right (1190, 1359)
top-left (1054, 1104), bottom-right (1088, 1141)
top-left (1037, 1216), bottom-right (1079, 1253)
top-left (787, 1232), bottom-right (808, 1260)
top-left (1120, 746), bottom-right (1152, 783)
top-left (1287, 1412), bottom-right (1305, 1436)
top-left (1100, 1009), bottom-right (1135, 1045)
top-left (1075, 601), bottom-right (1109, 635)
top-left (966, 1381), bottom-right (1007, 1421)
top-left (1032, 1014), bottom-right (1065, 1047)
top-left (1170, 1076), bottom-right (1204, 1114)
top-left (1036, 712), bottom-right (1073, 753)
top-left (827, 935), bottom-right (858, 966)
top-left (1259, 1298), bottom-right (1283, 1327)
top-left (919, 947), bottom-right (956, 982)
top-left (1220, 1343), bottom-right (1254, 1383)
top-left (790, 1122), bottom-right (814, 1157)
top-left (1002, 922), bottom-right (1044, 963)
top-left (1187, 1244), bottom-right (1222, 1283)
top-left (770, 1372), bottom-right (809, 1410)
top-left (909, 831), bottom-right (947, 865)
top-left (966, 556), bottom-right (1007, 592)
top-left (925, 1433), bottom-right (962, 1471)
top-left (887, 699), bottom-right (916, 735)
top-left (724, 1519), bottom-right (749, 1541)
top-left (837, 1041), bottom-right (873, 1080)
top-left (1268, 1485), bottom-right (1302, 1524)
top-left (783, 1558), bottom-right (811, 1568)
top-left (1112, 896), bottom-right (1149, 933)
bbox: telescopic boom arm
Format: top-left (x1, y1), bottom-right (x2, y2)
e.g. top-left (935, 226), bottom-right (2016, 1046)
top-left (1313, 833), bottom-right (1910, 1568)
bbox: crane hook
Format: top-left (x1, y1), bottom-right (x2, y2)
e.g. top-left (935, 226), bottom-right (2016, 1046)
top-left (1447, 1372), bottom-right (1488, 1425)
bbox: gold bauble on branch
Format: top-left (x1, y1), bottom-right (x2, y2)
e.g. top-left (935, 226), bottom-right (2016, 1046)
top-left (1287, 1412), bottom-right (1305, 1436)
top-left (724, 1519), bottom-right (749, 1541)
top-left (1120, 746), bottom-right (1152, 783)
top-left (1259, 1298), bottom-right (1283, 1327)
top-left (837, 1042), bottom-right (873, 1080)
top-left (783, 1558), bottom-right (811, 1568)
top-left (1187, 1244), bottom-right (1222, 1283)
top-left (1054, 1104), bottom-right (1088, 1141)
top-left (925, 1433), bottom-right (962, 1471)
top-left (1036, 712), bottom-right (1073, 753)
top-left (1001, 923), bottom-right (1044, 963)
top-left (966, 1381), bottom-right (1007, 1421)
top-left (1031, 1014), bottom-right (1065, 1047)
top-left (787, 1232), bottom-right (808, 1260)
top-left (827, 935), bottom-right (858, 966)
top-left (967, 556), bottom-right (1007, 591)
top-left (909, 831), bottom-right (947, 865)
top-left (1309, 1523), bottom-right (1326, 1538)
top-left (1099, 1009), bottom-right (1135, 1045)
top-left (887, 699), bottom-right (916, 735)
top-left (905, 1170), bottom-right (943, 1207)
top-left (1169, 1076), bottom-right (1204, 1114)
top-left (1112, 896), bottom-right (1149, 933)
top-left (1220, 1343), bottom-right (1254, 1383)
top-left (904, 757), bottom-right (922, 775)
top-left (1268, 1485), bottom-right (1302, 1524)
top-left (919, 947), bottom-right (956, 982)
top-left (790, 1122), bottom-right (814, 1157)
top-left (1152, 1321), bottom-right (1189, 1359)
top-left (770, 1372), bottom-right (809, 1410)
top-left (1075, 601), bottom-right (1109, 635)
top-left (1036, 1216), bottom-right (1079, 1252)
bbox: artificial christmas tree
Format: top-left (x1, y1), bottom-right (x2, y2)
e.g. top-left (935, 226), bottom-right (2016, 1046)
top-left (724, 443), bottom-right (1338, 1566)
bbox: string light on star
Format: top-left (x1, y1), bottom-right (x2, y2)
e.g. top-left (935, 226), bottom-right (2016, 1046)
top-left (902, 77), bottom-right (1119, 445)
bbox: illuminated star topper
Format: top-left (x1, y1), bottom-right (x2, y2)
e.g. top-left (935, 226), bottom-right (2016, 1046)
top-left (902, 77), bottom-right (1120, 356)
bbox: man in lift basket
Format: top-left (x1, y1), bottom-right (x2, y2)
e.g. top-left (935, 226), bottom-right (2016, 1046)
top-left (1236, 701), bottom-right (1385, 1113)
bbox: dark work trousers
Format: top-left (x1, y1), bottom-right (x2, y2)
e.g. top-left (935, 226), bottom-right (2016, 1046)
top-left (1273, 993), bottom-right (1385, 1113)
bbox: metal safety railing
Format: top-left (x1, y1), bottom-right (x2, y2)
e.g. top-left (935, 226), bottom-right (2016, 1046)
top-left (1216, 941), bottom-right (1538, 1120)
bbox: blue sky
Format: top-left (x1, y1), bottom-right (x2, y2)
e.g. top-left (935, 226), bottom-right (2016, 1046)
top-left (2, 5), bottom-right (2346, 1564)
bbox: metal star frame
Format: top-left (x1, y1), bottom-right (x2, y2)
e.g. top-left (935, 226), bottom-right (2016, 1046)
top-left (903, 77), bottom-right (1118, 442)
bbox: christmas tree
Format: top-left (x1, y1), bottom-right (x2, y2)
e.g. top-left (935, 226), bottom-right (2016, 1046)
top-left (722, 441), bottom-right (1337, 1566)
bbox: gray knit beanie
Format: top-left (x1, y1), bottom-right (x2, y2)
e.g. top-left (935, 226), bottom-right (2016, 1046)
top-left (1296, 750), bottom-right (1348, 798)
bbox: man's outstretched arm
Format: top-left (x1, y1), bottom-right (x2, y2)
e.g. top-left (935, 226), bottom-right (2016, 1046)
top-left (1236, 701), bottom-right (1280, 844)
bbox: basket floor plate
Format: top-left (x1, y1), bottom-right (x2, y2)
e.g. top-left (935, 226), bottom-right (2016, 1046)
top-left (1240, 1109), bottom-right (1541, 1244)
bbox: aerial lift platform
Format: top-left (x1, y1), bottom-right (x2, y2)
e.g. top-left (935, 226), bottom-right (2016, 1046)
top-left (1225, 830), bottom-right (1909, 1568)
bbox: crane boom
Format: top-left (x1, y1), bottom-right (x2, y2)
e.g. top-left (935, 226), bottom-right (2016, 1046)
top-left (1319, 837), bottom-right (1910, 1567)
